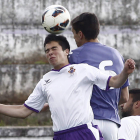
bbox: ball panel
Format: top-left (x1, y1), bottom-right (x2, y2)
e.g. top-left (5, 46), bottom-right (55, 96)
top-left (50, 25), bottom-right (65, 33)
top-left (42, 10), bottom-right (48, 23)
top-left (60, 19), bottom-right (70, 28)
top-left (59, 12), bottom-right (70, 28)
top-left (52, 9), bottom-right (64, 17)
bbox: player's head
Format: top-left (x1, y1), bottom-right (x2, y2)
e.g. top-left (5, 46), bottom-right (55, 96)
top-left (44, 34), bottom-right (70, 51)
top-left (71, 12), bottom-right (100, 46)
top-left (121, 89), bottom-right (140, 117)
top-left (44, 34), bottom-right (70, 69)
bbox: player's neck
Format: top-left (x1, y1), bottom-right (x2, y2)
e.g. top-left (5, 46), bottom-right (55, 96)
top-left (83, 38), bottom-right (99, 44)
top-left (132, 111), bottom-right (140, 116)
top-left (88, 38), bottom-right (99, 43)
top-left (79, 37), bottom-right (99, 47)
top-left (53, 62), bottom-right (69, 70)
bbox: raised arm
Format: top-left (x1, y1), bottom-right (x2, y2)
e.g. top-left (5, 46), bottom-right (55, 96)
top-left (109, 59), bottom-right (135, 88)
top-left (0, 104), bottom-right (34, 118)
top-left (119, 86), bottom-right (129, 105)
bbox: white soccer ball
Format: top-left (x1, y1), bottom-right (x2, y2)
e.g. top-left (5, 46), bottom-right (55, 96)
top-left (42, 5), bottom-right (71, 34)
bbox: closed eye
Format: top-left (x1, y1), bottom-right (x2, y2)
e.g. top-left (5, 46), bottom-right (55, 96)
top-left (45, 49), bottom-right (49, 53)
top-left (45, 46), bottom-right (57, 54)
top-left (52, 46), bottom-right (57, 50)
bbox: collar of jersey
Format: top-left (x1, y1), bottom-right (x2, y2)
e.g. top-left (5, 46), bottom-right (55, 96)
top-left (84, 42), bottom-right (100, 46)
top-left (51, 64), bottom-right (71, 72)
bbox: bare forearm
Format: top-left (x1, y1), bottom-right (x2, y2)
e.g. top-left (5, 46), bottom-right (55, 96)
top-left (119, 87), bottom-right (129, 105)
top-left (0, 104), bottom-right (33, 118)
top-left (109, 69), bottom-right (128, 88)
top-left (109, 59), bottom-right (135, 88)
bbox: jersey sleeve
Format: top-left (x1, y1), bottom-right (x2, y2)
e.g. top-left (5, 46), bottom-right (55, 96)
top-left (85, 64), bottom-right (110, 90)
top-left (118, 117), bottom-right (137, 140)
top-left (24, 79), bottom-right (47, 113)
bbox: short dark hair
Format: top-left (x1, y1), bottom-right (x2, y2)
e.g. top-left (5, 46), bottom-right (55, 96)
top-left (129, 89), bottom-right (140, 102)
top-left (71, 12), bottom-right (100, 40)
top-left (44, 34), bottom-right (70, 51)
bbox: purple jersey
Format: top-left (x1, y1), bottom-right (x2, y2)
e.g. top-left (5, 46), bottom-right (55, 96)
top-left (69, 42), bottom-right (129, 126)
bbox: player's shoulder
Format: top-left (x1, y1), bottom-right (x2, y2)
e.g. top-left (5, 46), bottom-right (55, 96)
top-left (121, 116), bottom-right (133, 121)
top-left (104, 44), bottom-right (120, 53)
top-left (70, 45), bottom-right (84, 54)
top-left (42, 70), bottom-right (52, 79)
top-left (101, 43), bottom-right (120, 52)
top-left (121, 116), bottom-right (138, 124)
top-left (120, 117), bottom-right (135, 130)
top-left (128, 116), bottom-right (140, 123)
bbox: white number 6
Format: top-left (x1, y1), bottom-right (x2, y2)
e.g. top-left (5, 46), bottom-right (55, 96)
top-left (99, 60), bottom-right (117, 89)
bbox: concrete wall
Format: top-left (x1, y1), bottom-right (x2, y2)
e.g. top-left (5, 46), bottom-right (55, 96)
top-left (0, 64), bottom-right (52, 103)
top-left (0, 126), bottom-right (53, 137)
top-left (1, 26), bottom-right (140, 63)
top-left (0, 126), bottom-right (53, 138)
top-left (0, 0), bottom-right (140, 126)
top-left (1, 0), bottom-right (140, 25)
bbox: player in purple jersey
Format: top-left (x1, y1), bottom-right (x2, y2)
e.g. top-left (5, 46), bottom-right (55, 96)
top-left (69, 12), bottom-right (130, 140)
top-left (118, 89), bottom-right (140, 140)
top-left (0, 34), bottom-right (135, 140)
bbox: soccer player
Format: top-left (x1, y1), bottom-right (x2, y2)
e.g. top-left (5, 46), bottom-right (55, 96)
top-left (0, 34), bottom-right (135, 140)
top-left (118, 89), bottom-right (140, 140)
top-left (69, 12), bottom-right (130, 140)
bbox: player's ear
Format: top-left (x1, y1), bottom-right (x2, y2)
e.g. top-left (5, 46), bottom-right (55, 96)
top-left (78, 31), bottom-right (83, 39)
top-left (65, 49), bottom-right (69, 55)
top-left (134, 100), bottom-right (140, 108)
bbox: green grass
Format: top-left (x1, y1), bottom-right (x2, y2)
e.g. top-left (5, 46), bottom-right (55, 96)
top-left (0, 120), bottom-right (6, 126)
top-left (34, 60), bottom-right (47, 64)
top-left (0, 113), bottom-right (53, 126)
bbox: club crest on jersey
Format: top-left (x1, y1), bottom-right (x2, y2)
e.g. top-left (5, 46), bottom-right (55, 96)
top-left (68, 66), bottom-right (75, 75)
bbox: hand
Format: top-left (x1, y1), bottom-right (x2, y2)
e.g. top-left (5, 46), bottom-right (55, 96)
top-left (124, 59), bottom-right (135, 75)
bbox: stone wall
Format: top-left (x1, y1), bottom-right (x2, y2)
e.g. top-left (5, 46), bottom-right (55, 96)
top-left (0, 64), bottom-right (52, 103)
top-left (0, 0), bottom-right (140, 63)
top-left (1, 0), bottom-right (140, 25)
top-left (0, 126), bottom-right (53, 137)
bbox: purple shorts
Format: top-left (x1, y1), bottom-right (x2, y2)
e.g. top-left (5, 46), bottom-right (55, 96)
top-left (53, 123), bottom-right (103, 140)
